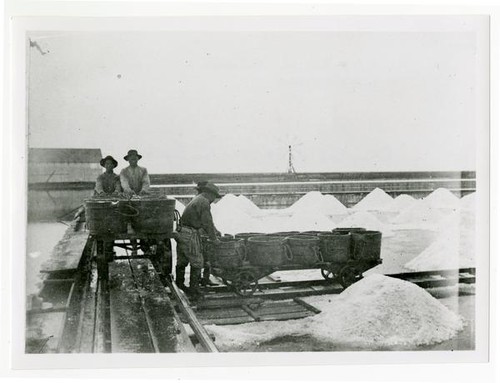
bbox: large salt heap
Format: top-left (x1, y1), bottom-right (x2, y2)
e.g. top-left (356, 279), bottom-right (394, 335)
top-left (337, 211), bottom-right (393, 237)
top-left (353, 188), bottom-right (395, 212)
top-left (213, 194), bottom-right (260, 216)
top-left (287, 191), bottom-right (347, 216)
top-left (391, 200), bottom-right (449, 230)
top-left (207, 274), bottom-right (464, 350)
top-left (314, 275), bottom-right (464, 346)
top-left (391, 194), bottom-right (417, 211)
top-left (460, 192), bottom-right (476, 211)
top-left (212, 194), bottom-right (258, 234)
top-left (422, 188), bottom-right (460, 210)
top-left (405, 210), bottom-right (475, 271)
top-left (288, 209), bottom-right (336, 232)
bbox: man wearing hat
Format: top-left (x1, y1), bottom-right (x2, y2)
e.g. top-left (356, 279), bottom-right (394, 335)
top-left (175, 182), bottom-right (222, 299)
top-left (120, 149), bottom-right (151, 196)
top-left (94, 155), bottom-right (122, 195)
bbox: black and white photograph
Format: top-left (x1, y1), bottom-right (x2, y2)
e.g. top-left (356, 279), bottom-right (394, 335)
top-left (3, 5), bottom-right (493, 377)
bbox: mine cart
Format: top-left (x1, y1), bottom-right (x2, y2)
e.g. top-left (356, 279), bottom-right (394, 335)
top-left (205, 228), bottom-right (382, 296)
top-left (85, 195), bottom-right (178, 277)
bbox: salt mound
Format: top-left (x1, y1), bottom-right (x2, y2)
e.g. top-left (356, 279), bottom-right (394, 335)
top-left (392, 200), bottom-right (449, 229)
top-left (236, 195), bottom-right (261, 214)
top-left (212, 207), bottom-right (257, 235)
top-left (353, 188), bottom-right (395, 211)
top-left (214, 194), bottom-right (260, 216)
top-left (422, 188), bottom-right (460, 209)
top-left (207, 274), bottom-right (464, 349)
top-left (174, 198), bottom-right (185, 215)
top-left (460, 192), bottom-right (475, 211)
top-left (288, 210), bottom-right (336, 231)
top-left (287, 191), bottom-right (347, 216)
top-left (405, 210), bottom-right (475, 271)
top-left (319, 275), bottom-right (464, 346)
top-left (337, 211), bottom-right (392, 236)
top-left (392, 194), bottom-right (417, 211)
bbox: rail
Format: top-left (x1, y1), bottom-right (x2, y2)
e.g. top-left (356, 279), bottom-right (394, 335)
top-left (164, 274), bottom-right (219, 353)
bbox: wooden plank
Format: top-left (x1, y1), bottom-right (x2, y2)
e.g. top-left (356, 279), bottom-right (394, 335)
top-left (258, 311), bottom-right (315, 321)
top-left (200, 316), bottom-right (255, 326)
top-left (196, 308), bottom-right (250, 320)
top-left (293, 298), bottom-right (322, 314)
top-left (108, 260), bottom-right (155, 353)
top-left (128, 259), bottom-right (187, 353)
top-left (252, 305), bottom-right (308, 316)
top-left (196, 297), bottom-right (263, 309)
top-left (74, 268), bottom-right (98, 353)
top-left (41, 223), bottom-right (89, 273)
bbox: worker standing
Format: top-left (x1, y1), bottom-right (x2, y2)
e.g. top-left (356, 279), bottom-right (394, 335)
top-left (120, 149), bottom-right (150, 197)
top-left (175, 182), bottom-right (222, 299)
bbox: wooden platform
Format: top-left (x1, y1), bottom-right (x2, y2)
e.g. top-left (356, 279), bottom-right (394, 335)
top-left (178, 296), bottom-right (321, 326)
top-left (108, 259), bottom-right (182, 353)
top-left (40, 222), bottom-right (89, 273)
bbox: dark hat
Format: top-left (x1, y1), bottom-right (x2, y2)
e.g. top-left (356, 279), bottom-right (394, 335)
top-left (195, 180), bottom-right (208, 192)
top-left (200, 182), bottom-right (222, 198)
top-left (100, 155), bottom-right (118, 168)
top-left (124, 149), bottom-right (142, 161)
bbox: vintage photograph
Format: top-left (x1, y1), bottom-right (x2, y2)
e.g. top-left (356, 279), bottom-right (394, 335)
top-left (20, 15), bottom-right (488, 359)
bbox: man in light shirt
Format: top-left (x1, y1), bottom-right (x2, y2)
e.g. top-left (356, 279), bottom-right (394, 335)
top-left (120, 149), bottom-right (151, 196)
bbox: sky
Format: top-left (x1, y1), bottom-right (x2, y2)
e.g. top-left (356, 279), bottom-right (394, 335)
top-left (27, 28), bottom-right (479, 174)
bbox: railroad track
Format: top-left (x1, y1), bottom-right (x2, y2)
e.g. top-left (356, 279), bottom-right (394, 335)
top-left (30, 254), bottom-right (475, 353)
top-left (167, 267), bottom-right (476, 328)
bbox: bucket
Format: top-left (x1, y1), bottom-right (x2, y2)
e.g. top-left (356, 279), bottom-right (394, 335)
top-left (351, 230), bottom-right (382, 261)
top-left (235, 232), bottom-right (264, 243)
top-left (269, 231), bottom-right (300, 237)
top-left (208, 238), bottom-right (246, 269)
top-left (129, 199), bottom-right (176, 234)
top-left (318, 232), bottom-right (351, 262)
top-left (285, 235), bottom-right (322, 266)
top-left (299, 231), bottom-right (331, 236)
top-left (246, 236), bottom-right (292, 266)
top-left (333, 227), bottom-right (366, 233)
top-left (85, 199), bottom-right (128, 235)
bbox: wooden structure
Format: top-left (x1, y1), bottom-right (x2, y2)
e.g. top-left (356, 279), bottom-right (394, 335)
top-left (28, 148), bottom-right (103, 220)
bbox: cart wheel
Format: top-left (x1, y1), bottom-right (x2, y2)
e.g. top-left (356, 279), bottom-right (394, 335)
top-left (339, 265), bottom-right (362, 288)
top-left (233, 270), bottom-right (258, 297)
top-left (320, 267), bottom-right (336, 282)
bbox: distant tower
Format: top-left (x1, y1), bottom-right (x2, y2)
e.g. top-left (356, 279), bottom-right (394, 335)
top-left (287, 145), bottom-right (296, 174)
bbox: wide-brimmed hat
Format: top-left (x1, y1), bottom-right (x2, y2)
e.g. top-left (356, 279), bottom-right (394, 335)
top-left (100, 155), bottom-right (118, 168)
top-left (195, 180), bottom-right (208, 192)
top-left (124, 149), bottom-right (142, 161)
top-left (200, 182), bottom-right (222, 198)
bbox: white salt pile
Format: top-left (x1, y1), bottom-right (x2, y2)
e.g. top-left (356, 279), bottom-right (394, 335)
top-left (391, 194), bottom-right (417, 211)
top-left (405, 210), bottom-right (475, 271)
top-left (287, 191), bottom-right (347, 216)
top-left (288, 209), bottom-right (336, 232)
top-left (212, 207), bottom-right (257, 235)
top-left (422, 188), bottom-right (460, 210)
top-left (460, 192), bottom-right (475, 211)
top-left (314, 275), bottom-right (464, 346)
top-left (206, 274), bottom-right (464, 350)
top-left (391, 200), bottom-right (450, 230)
top-left (213, 194), bottom-right (260, 216)
top-left (353, 188), bottom-right (395, 212)
top-left (173, 198), bottom-right (185, 215)
top-left (337, 211), bottom-right (393, 237)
